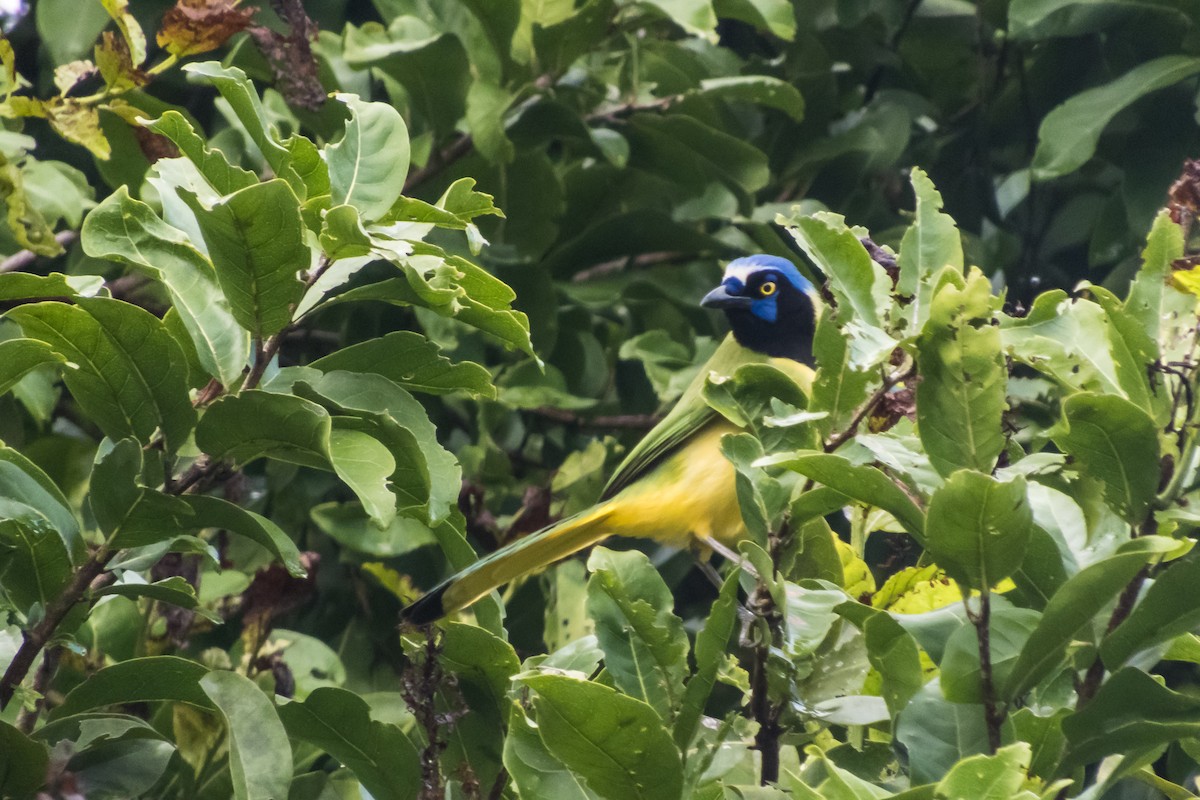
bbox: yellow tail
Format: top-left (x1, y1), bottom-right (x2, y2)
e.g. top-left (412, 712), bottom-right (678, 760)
top-left (402, 503), bottom-right (614, 623)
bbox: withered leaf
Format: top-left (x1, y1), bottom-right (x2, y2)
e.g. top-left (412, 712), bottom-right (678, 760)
top-left (157, 0), bottom-right (256, 58)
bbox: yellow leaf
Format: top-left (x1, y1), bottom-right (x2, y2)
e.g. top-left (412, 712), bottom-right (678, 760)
top-left (0, 153), bottom-right (63, 255)
top-left (872, 565), bottom-right (961, 613)
top-left (53, 60), bottom-right (97, 95)
top-left (100, 0), bottom-right (147, 67)
top-left (835, 537), bottom-right (876, 598)
top-left (45, 99), bottom-right (111, 159)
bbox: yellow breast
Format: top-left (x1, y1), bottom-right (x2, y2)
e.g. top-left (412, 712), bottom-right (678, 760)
top-left (602, 419), bottom-right (746, 548)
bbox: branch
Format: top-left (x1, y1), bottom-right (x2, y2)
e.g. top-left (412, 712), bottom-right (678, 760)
top-left (824, 360), bottom-right (916, 452)
top-left (530, 406), bottom-right (662, 430)
top-left (966, 591), bottom-right (1002, 752)
top-left (0, 230), bottom-right (78, 273)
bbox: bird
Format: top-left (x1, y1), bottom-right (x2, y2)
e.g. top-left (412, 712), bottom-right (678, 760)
top-left (401, 254), bottom-right (820, 624)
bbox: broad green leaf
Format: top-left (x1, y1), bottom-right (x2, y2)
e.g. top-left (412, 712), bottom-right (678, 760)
top-left (0, 443), bottom-right (82, 556)
top-left (311, 331), bottom-right (495, 398)
top-left (863, 611), bottom-right (923, 716)
top-left (532, 0), bottom-right (616, 75)
top-left (52, 656), bottom-right (214, 718)
top-left (1002, 539), bottom-right (1169, 701)
top-left (1101, 553), bottom-right (1200, 668)
top-left (0, 513), bottom-right (72, 615)
top-left (0, 721), bottom-right (48, 799)
top-left (1084, 284), bottom-right (1157, 414)
top-left (1031, 56), bottom-right (1200, 179)
top-left (1009, 0), bottom-right (1197, 39)
top-left (674, 569), bottom-right (740, 748)
top-left (439, 622), bottom-right (521, 716)
top-left (786, 212), bottom-right (890, 330)
top-left (586, 547), bottom-right (689, 721)
top-left (640, 0), bottom-right (716, 35)
top-left (505, 702), bottom-right (601, 800)
top-left (278, 687), bottom-right (419, 800)
top-left (89, 439), bottom-right (193, 548)
top-left (0, 271), bottom-right (104, 300)
top-left (328, 426), bottom-right (397, 529)
top-left (934, 743), bottom-right (1032, 800)
top-left (7, 298), bottom-right (197, 450)
top-left (810, 315), bottom-right (873, 439)
top-left (917, 270), bottom-right (1006, 477)
top-left (1125, 211), bottom-right (1183, 344)
top-left (294, 371), bottom-right (461, 524)
top-left (695, 76), bottom-right (804, 120)
top-left (465, 80), bottom-right (515, 164)
top-left (317, 204), bottom-right (373, 260)
top-left (939, 607), bottom-right (1040, 703)
top-left (521, 673), bottom-right (683, 800)
top-left (924, 472), bottom-right (1031, 591)
top-left (311, 501), bottom-right (436, 557)
top-left (200, 670), bottom-right (293, 800)
top-left (182, 179), bottom-right (308, 340)
top-left (94, 576), bottom-right (214, 619)
top-left (898, 167), bottom-right (963, 329)
top-left (142, 111), bottom-right (258, 195)
top-left (1061, 668), bottom-right (1200, 770)
top-left (1052, 393), bottom-right (1159, 523)
top-left (182, 62), bottom-right (302, 194)
top-left (760, 452), bottom-right (925, 541)
top-left (36, 0), bottom-right (109, 65)
top-left (326, 94), bottom-right (410, 222)
top-left (195, 391), bottom-right (331, 469)
top-left (0, 337), bottom-right (64, 395)
top-left (81, 186), bottom-right (251, 385)
top-left (1001, 293), bottom-right (1126, 397)
top-left (183, 495), bottom-right (306, 577)
top-left (895, 681), bottom-right (991, 784)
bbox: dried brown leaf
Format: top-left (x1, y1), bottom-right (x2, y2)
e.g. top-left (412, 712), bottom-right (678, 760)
top-left (157, 0), bottom-right (255, 58)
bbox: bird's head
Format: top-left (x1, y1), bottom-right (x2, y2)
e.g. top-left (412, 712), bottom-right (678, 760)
top-left (701, 254), bottom-right (819, 363)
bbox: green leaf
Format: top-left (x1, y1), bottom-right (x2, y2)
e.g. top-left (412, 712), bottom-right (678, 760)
top-left (183, 495), bottom-right (306, 577)
top-left (7, 298), bottom-right (197, 450)
top-left (81, 185), bottom-right (250, 385)
top-left (694, 76), bottom-right (804, 121)
top-left (327, 426), bottom-right (397, 529)
top-left (898, 168), bottom-right (963, 329)
top-left (94, 576), bottom-right (213, 619)
top-left (1051, 393), bottom-right (1160, 523)
top-left (200, 670), bottom-right (293, 800)
top-left (439, 621), bottom-right (521, 716)
top-left (1101, 553), bottom-right (1200, 668)
top-left (934, 743), bottom-right (1032, 800)
top-left (182, 62), bottom-right (303, 195)
top-left (1009, 0), bottom-right (1197, 39)
top-left (917, 270), bottom-right (1006, 477)
top-left (0, 513), bottom-right (72, 616)
top-left (895, 682), bottom-right (991, 784)
top-left (521, 673), bottom-right (683, 800)
top-left (810, 315), bottom-right (873, 439)
top-left (532, 0), bottom-right (617, 75)
top-left (0, 721), bottom-right (49, 799)
top-left (295, 371), bottom-right (461, 524)
top-left (586, 547), bottom-right (689, 721)
top-left (505, 701), bottom-right (601, 800)
top-left (465, 81), bottom-right (515, 164)
top-left (326, 94), bottom-right (410, 223)
top-left (1125, 211), bottom-right (1183, 342)
top-left (863, 612), bottom-right (923, 716)
top-left (674, 569), bottom-right (740, 748)
top-left (1031, 55), bottom-right (1200, 179)
top-left (0, 335), bottom-right (67, 395)
top-left (278, 687), bottom-right (420, 800)
top-left (1061, 668), bottom-right (1200, 770)
top-left (142, 110), bottom-right (258, 195)
top-left (52, 656), bottom-right (214, 718)
top-left (0, 271), bottom-right (103, 301)
top-left (1002, 539), bottom-right (1168, 701)
top-left (939, 607), bottom-right (1040, 703)
top-left (311, 331), bottom-right (495, 398)
top-left (786, 212), bottom-right (890, 330)
top-left (311, 501), bottom-right (436, 557)
top-left (760, 452), bottom-right (925, 541)
top-left (89, 439), bottom-right (194, 548)
top-left (640, 0), bottom-right (716, 35)
top-left (182, 179), bottom-right (308, 340)
top-left (196, 391), bottom-right (331, 469)
top-left (0, 444), bottom-right (82, 556)
top-left (924, 472), bottom-right (1031, 591)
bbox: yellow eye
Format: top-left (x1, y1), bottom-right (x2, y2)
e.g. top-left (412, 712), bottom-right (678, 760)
top-left (759, 281), bottom-right (777, 297)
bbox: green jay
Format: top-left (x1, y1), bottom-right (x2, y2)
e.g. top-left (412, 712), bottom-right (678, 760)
top-left (402, 254), bottom-right (819, 623)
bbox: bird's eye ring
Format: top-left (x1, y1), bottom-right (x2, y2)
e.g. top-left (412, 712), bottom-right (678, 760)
top-left (759, 281), bottom-right (777, 297)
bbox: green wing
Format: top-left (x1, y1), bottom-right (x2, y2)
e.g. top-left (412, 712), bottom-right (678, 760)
top-left (601, 334), bottom-right (766, 500)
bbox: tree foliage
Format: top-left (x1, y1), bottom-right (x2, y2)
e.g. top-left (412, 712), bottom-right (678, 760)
top-left (1, 1), bottom-right (1200, 799)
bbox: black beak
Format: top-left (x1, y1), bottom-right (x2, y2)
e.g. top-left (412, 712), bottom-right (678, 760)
top-left (701, 285), bottom-right (753, 310)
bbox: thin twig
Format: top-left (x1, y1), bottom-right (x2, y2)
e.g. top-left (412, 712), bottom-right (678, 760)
top-left (966, 591), bottom-right (1002, 752)
top-left (530, 406), bottom-right (661, 430)
top-left (824, 360), bottom-right (916, 452)
top-left (0, 230), bottom-right (78, 273)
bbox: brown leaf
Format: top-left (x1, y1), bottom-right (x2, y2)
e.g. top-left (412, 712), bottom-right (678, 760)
top-left (45, 99), bottom-right (111, 159)
top-left (157, 0), bottom-right (256, 58)
top-left (94, 31), bottom-right (148, 91)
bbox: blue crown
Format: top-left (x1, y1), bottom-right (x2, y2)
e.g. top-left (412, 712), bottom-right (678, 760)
top-left (724, 254), bottom-right (814, 294)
